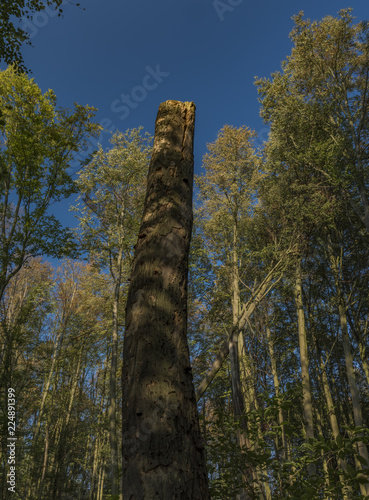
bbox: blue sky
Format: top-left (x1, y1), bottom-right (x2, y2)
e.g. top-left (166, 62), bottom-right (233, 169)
top-left (5, 0), bottom-right (369, 233)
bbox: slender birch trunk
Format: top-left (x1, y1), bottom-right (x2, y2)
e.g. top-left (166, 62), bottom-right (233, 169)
top-left (90, 434), bottom-right (100, 500)
top-left (48, 346), bottom-right (83, 496)
top-left (347, 311), bottom-right (369, 386)
top-left (97, 457), bottom-right (106, 500)
top-left (314, 338), bottom-right (352, 498)
top-left (109, 251), bottom-right (122, 497)
top-left (315, 409), bottom-right (329, 488)
top-left (327, 239), bottom-right (369, 495)
top-left (26, 308), bottom-right (71, 499)
top-left (293, 261), bottom-right (315, 475)
top-left (26, 331), bottom-right (62, 500)
top-left (229, 222), bottom-right (253, 500)
top-left (266, 324), bottom-right (287, 460)
top-left (229, 223), bottom-right (247, 430)
top-left (339, 302), bottom-right (369, 495)
top-left (36, 422), bottom-right (49, 500)
top-left (90, 362), bottom-right (108, 500)
top-left (266, 322), bottom-right (293, 489)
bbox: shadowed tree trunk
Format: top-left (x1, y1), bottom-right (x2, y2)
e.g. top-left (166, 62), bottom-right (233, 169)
top-left (229, 221), bottom-right (253, 500)
top-left (294, 261), bottom-right (316, 476)
top-left (109, 251), bottom-right (122, 498)
top-left (122, 100), bottom-right (210, 499)
top-left (327, 237), bottom-right (369, 495)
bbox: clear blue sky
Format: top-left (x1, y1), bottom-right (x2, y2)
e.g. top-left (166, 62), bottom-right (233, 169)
top-left (5, 0), bottom-right (369, 232)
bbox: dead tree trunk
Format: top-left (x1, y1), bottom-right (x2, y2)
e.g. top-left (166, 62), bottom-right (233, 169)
top-left (122, 101), bottom-right (210, 500)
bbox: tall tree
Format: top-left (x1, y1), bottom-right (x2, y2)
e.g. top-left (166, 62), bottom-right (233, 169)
top-left (255, 8), bottom-right (369, 234)
top-left (197, 125), bottom-right (260, 415)
top-left (24, 260), bottom-right (111, 499)
top-left (0, 65), bottom-right (99, 302)
top-left (196, 125), bottom-right (262, 498)
top-left (326, 232), bottom-right (369, 494)
top-left (0, 258), bottom-right (53, 498)
top-left (255, 10), bottom-right (369, 492)
top-left (72, 127), bottom-right (152, 498)
top-left (293, 260), bottom-right (315, 475)
top-left (122, 100), bottom-right (210, 499)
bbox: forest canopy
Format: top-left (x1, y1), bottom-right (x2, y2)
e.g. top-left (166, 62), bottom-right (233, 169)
top-left (1, 7), bottom-right (369, 500)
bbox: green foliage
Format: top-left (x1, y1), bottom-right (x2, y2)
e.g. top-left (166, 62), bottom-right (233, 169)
top-left (255, 8), bottom-right (369, 234)
top-left (0, 0), bottom-right (71, 70)
top-left (1, 8), bottom-right (369, 499)
top-left (205, 392), bottom-right (369, 499)
top-left (0, 65), bottom-right (99, 299)
top-left (273, 426), bottom-right (369, 499)
top-left (0, 259), bottom-right (115, 498)
top-left (71, 127), bottom-right (152, 275)
top-left (196, 124), bottom-right (261, 259)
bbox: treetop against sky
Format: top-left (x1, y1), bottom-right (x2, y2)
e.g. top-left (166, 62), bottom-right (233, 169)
top-left (1, 4), bottom-right (369, 499)
top-left (0, 0), bottom-right (367, 232)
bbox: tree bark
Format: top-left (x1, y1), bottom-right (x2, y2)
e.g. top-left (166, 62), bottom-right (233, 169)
top-left (327, 238), bottom-right (369, 495)
top-left (109, 253), bottom-right (122, 498)
top-left (97, 458), bottom-right (106, 500)
top-left (90, 361), bottom-right (108, 500)
top-left (294, 261), bottom-right (316, 476)
top-left (266, 325), bottom-right (287, 461)
top-left (347, 311), bottom-right (369, 387)
top-left (229, 222), bottom-right (253, 500)
top-left (338, 302), bottom-right (369, 495)
top-left (316, 341), bottom-right (351, 499)
top-left (229, 223), bottom-right (246, 425)
top-left (122, 101), bottom-right (210, 499)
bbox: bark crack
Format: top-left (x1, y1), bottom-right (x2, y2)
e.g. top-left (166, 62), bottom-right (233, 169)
top-left (182, 105), bottom-right (188, 158)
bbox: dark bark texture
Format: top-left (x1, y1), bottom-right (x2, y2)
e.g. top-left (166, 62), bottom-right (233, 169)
top-left (122, 101), bottom-right (210, 500)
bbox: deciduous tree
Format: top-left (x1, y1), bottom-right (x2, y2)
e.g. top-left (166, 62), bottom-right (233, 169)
top-left (0, 65), bottom-right (99, 302)
top-left (72, 127), bottom-right (152, 497)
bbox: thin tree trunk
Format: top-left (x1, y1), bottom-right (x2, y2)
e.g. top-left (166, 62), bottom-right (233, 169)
top-left (229, 223), bottom-right (253, 500)
top-left (339, 302), bottom-right (369, 495)
top-left (347, 311), bottom-right (369, 386)
top-left (33, 299), bottom-right (74, 441)
top-left (97, 458), bottom-right (106, 500)
top-left (294, 261), bottom-right (316, 475)
top-left (90, 362), bottom-right (108, 500)
top-left (229, 223), bottom-right (247, 430)
top-left (196, 263), bottom-right (282, 402)
top-left (27, 284), bottom-right (77, 499)
top-left (315, 409), bottom-right (329, 488)
top-left (26, 325), bottom-right (63, 500)
top-left (90, 434), bottom-right (100, 500)
top-left (122, 101), bottom-right (209, 499)
top-left (78, 434), bottom-right (90, 499)
top-left (266, 322), bottom-right (292, 489)
top-left (36, 422), bottom-right (49, 500)
top-left (314, 338), bottom-right (352, 498)
top-left (252, 396), bottom-right (272, 500)
top-left (327, 239), bottom-right (369, 495)
top-left (109, 257), bottom-right (122, 498)
top-left (28, 327), bottom-right (65, 497)
top-left (48, 346), bottom-right (83, 497)
top-left (266, 324), bottom-right (287, 460)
